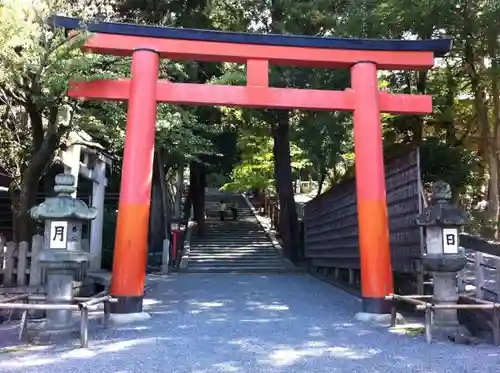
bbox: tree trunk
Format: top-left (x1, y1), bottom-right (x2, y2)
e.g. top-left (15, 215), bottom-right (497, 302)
top-left (412, 71), bottom-right (427, 144)
top-left (462, 13), bottom-right (499, 237)
top-left (148, 152), bottom-right (165, 267)
top-left (14, 177), bottom-right (38, 242)
top-left (487, 153), bottom-right (500, 238)
top-left (174, 164), bottom-right (184, 218)
top-left (316, 163), bottom-right (327, 197)
top-left (14, 133), bottom-right (60, 242)
top-left (489, 36), bottom-right (500, 239)
top-left (271, 111), bottom-right (300, 262)
top-left (189, 161), bottom-right (206, 236)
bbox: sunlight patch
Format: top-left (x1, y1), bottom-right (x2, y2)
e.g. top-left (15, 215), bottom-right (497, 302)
top-left (258, 304), bottom-right (289, 311)
top-left (213, 361), bottom-right (241, 372)
top-left (389, 323), bottom-right (425, 337)
top-left (0, 354), bottom-right (58, 368)
top-left (265, 345), bottom-right (380, 366)
top-left (90, 337), bottom-right (160, 354)
top-left (228, 338), bottom-right (266, 355)
top-left (143, 298), bottom-right (161, 306)
top-left (117, 326), bottom-right (150, 332)
top-left (60, 348), bottom-right (96, 358)
top-left (190, 301), bottom-right (226, 308)
top-left (305, 341), bottom-right (329, 347)
top-left (239, 318), bottom-right (274, 323)
top-left (0, 344), bottom-right (50, 354)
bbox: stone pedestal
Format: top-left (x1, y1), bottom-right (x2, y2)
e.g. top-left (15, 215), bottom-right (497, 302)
top-left (423, 255), bottom-right (467, 337)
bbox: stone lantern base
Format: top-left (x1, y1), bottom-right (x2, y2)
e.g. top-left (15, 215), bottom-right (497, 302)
top-left (422, 253), bottom-right (472, 342)
top-left (31, 251), bottom-right (90, 343)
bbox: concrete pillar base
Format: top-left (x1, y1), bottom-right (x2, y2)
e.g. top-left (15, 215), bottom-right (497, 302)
top-left (354, 312), bottom-right (405, 326)
top-left (107, 312), bottom-right (152, 326)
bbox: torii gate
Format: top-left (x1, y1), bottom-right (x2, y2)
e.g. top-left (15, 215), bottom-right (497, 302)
top-left (50, 15), bottom-right (451, 316)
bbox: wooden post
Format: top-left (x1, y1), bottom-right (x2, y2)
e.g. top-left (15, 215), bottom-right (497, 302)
top-left (333, 267), bottom-right (339, 280)
top-left (90, 160), bottom-right (106, 271)
top-left (457, 269), bottom-right (466, 294)
top-left (474, 251), bottom-right (484, 299)
top-left (161, 238), bottom-right (170, 274)
top-left (4, 242), bottom-right (15, 285)
top-left (29, 235), bottom-right (43, 286)
top-left (174, 165), bottom-right (184, 218)
top-left (17, 241), bottom-right (29, 286)
top-left (495, 257), bottom-right (500, 302)
top-left (0, 236), bottom-right (4, 275)
top-left (349, 268), bottom-right (355, 285)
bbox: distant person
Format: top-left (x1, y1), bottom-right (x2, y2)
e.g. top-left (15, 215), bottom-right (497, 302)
top-left (218, 200), bottom-right (226, 221)
top-left (230, 200), bottom-right (238, 220)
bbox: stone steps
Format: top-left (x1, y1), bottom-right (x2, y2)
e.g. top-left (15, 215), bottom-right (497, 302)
top-left (186, 194), bottom-right (294, 274)
top-left (188, 250), bottom-right (278, 255)
top-left (183, 266), bottom-right (296, 274)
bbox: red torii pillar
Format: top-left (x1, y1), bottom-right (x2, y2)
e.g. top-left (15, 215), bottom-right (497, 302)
top-left (351, 62), bottom-right (393, 313)
top-left (109, 49), bottom-right (160, 314)
top-left (53, 15), bottom-right (450, 315)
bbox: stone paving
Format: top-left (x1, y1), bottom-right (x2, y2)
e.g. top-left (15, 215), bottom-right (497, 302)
top-left (1, 273), bottom-right (500, 373)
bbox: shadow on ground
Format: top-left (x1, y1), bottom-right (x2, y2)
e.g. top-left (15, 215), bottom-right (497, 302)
top-left (0, 274), bottom-right (499, 373)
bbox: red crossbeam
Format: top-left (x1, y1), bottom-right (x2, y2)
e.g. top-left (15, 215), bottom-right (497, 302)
top-left (84, 34), bottom-right (435, 70)
top-left (69, 80), bottom-right (432, 114)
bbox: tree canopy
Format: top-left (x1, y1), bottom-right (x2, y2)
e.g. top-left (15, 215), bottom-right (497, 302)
top-left (1, 0), bottom-right (499, 251)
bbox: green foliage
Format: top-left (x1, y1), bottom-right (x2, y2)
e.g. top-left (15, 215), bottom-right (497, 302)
top-left (420, 136), bottom-right (482, 195)
top-left (221, 130), bottom-right (312, 193)
top-left (221, 134), bottom-right (275, 193)
top-left (293, 111), bottom-right (353, 188)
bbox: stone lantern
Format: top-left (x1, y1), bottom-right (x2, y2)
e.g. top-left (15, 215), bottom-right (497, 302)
top-left (30, 173), bottom-right (98, 337)
top-left (415, 181), bottom-right (469, 338)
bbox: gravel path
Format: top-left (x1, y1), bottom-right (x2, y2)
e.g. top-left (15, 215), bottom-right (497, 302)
top-left (1, 273), bottom-right (499, 373)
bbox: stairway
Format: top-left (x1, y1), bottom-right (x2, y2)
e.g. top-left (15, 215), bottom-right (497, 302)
top-left (186, 193), bottom-right (293, 273)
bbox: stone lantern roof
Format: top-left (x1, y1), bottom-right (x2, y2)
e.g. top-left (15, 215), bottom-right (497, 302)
top-left (30, 173), bottom-right (98, 222)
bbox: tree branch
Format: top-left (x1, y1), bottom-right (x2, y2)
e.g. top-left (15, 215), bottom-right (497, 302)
top-left (25, 98), bottom-right (44, 153)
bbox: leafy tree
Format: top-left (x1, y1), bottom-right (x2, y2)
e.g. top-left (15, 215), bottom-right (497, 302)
top-left (0, 0), bottom-right (221, 241)
top-left (223, 131), bottom-right (310, 193)
top-left (0, 0), bottom-right (117, 240)
top-left (293, 111), bottom-right (353, 195)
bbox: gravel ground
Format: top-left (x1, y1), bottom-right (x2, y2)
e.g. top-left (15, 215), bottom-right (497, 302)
top-left (0, 273), bottom-right (499, 373)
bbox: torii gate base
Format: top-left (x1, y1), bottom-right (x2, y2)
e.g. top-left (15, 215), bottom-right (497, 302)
top-left (51, 16), bottom-right (451, 318)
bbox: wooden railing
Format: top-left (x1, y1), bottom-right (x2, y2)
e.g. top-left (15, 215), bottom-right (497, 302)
top-left (259, 194), bottom-right (309, 232)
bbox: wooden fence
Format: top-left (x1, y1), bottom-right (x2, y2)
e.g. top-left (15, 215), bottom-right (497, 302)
top-left (458, 234), bottom-right (500, 301)
top-left (1, 236), bottom-right (42, 286)
top-left (262, 196), bottom-right (280, 231)
top-left (0, 236), bottom-right (90, 287)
